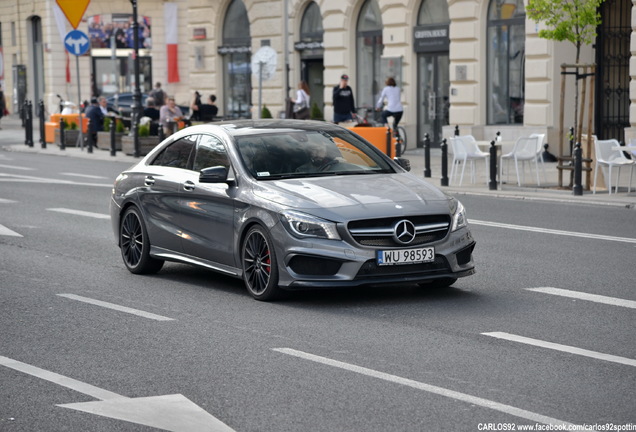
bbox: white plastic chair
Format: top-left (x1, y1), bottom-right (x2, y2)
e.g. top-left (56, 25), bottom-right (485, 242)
top-left (449, 135), bottom-right (489, 186)
top-left (500, 135), bottom-right (542, 186)
top-left (593, 138), bottom-right (635, 194)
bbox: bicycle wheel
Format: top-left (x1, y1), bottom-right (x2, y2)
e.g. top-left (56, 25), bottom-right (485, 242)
top-left (397, 126), bottom-right (407, 152)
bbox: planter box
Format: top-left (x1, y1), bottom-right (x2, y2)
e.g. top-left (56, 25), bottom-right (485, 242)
top-left (121, 135), bottom-right (161, 156)
top-left (97, 131), bottom-right (125, 151)
top-left (54, 129), bottom-right (82, 148)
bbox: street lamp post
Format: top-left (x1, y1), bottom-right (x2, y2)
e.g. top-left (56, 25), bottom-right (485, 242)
top-left (130, 0), bottom-right (141, 158)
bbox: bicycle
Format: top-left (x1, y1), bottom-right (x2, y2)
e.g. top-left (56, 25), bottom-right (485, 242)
top-left (354, 106), bottom-right (408, 156)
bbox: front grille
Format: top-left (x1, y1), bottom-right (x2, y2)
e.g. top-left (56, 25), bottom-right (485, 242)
top-left (355, 256), bottom-right (450, 279)
top-left (288, 255), bottom-right (342, 276)
top-left (348, 215), bottom-right (450, 247)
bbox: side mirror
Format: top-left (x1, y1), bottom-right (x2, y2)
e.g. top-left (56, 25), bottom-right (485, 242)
top-left (199, 166), bottom-right (229, 183)
top-left (393, 157), bottom-right (411, 172)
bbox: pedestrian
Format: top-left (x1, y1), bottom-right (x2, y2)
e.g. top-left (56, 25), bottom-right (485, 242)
top-left (376, 77), bottom-right (403, 130)
top-left (332, 74), bottom-right (356, 123)
top-left (291, 81), bottom-right (311, 120)
top-left (0, 85), bottom-right (7, 130)
top-left (84, 98), bottom-right (104, 147)
top-left (149, 82), bottom-right (166, 107)
top-left (190, 91), bottom-right (202, 121)
top-left (159, 96), bottom-right (184, 136)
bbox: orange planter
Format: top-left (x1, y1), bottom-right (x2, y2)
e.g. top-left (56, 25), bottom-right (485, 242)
top-left (347, 126), bottom-right (396, 158)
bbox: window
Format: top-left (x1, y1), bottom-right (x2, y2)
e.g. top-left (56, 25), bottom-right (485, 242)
top-left (356, 0), bottom-right (383, 109)
top-left (300, 2), bottom-right (324, 42)
top-left (221, 0), bottom-right (252, 119)
top-left (193, 135), bottom-right (229, 171)
top-left (151, 136), bottom-right (197, 168)
top-left (487, 0), bottom-right (525, 124)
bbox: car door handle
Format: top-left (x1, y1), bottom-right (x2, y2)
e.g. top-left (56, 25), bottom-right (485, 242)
top-left (183, 180), bottom-right (195, 191)
top-left (144, 176), bottom-right (155, 186)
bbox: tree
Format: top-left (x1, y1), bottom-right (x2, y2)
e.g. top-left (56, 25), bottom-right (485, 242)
top-left (526, 0), bottom-right (604, 64)
top-left (526, 0), bottom-right (605, 151)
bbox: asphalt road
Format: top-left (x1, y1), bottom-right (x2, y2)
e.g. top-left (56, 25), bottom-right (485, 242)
top-left (1, 150), bottom-right (635, 432)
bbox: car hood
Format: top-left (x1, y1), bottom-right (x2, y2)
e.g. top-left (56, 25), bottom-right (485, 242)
top-left (251, 173), bottom-right (450, 219)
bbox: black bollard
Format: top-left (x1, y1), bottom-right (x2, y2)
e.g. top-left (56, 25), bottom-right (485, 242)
top-left (59, 118), bottom-right (66, 150)
top-left (87, 128), bottom-right (94, 154)
top-left (39, 100), bottom-right (46, 148)
top-left (25, 100), bottom-right (34, 147)
top-left (423, 133), bottom-right (431, 178)
top-left (454, 125), bottom-right (459, 137)
top-left (489, 140), bottom-right (498, 190)
top-left (440, 138), bottom-right (449, 186)
top-left (158, 125), bottom-right (165, 141)
top-left (385, 126), bottom-right (391, 157)
top-left (110, 120), bottom-right (117, 156)
top-left (573, 142), bottom-right (583, 196)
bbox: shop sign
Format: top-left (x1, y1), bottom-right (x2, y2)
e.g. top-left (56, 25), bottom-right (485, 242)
top-left (217, 46), bottom-right (251, 55)
top-left (413, 25), bottom-right (449, 53)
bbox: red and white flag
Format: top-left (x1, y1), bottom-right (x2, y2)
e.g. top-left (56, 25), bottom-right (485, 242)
top-left (52, 2), bottom-right (71, 83)
top-left (164, 3), bottom-right (180, 83)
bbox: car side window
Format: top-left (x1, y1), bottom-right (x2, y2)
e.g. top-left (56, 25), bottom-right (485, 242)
top-left (150, 135), bottom-right (197, 169)
top-left (192, 134), bottom-right (230, 172)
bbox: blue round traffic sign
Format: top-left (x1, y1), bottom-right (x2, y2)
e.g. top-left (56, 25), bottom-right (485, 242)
top-left (64, 30), bottom-right (90, 56)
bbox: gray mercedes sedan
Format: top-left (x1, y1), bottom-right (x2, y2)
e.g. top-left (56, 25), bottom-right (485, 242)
top-left (110, 120), bottom-right (475, 300)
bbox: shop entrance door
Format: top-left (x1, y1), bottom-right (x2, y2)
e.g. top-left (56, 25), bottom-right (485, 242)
top-left (417, 53), bottom-right (449, 148)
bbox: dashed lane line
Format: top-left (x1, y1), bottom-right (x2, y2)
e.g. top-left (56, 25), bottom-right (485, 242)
top-left (482, 332), bottom-right (636, 367)
top-left (273, 348), bottom-right (574, 427)
top-left (469, 219), bottom-right (636, 244)
top-left (0, 164), bottom-right (35, 171)
top-left (47, 208), bottom-right (110, 219)
top-left (60, 172), bottom-right (108, 180)
top-left (57, 294), bottom-right (175, 321)
top-left (527, 287), bottom-right (636, 309)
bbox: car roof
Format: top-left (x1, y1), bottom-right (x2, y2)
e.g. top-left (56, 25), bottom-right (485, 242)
top-left (212, 119), bottom-right (346, 137)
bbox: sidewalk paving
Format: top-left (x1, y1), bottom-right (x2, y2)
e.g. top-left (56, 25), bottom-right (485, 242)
top-left (1, 114), bottom-right (635, 209)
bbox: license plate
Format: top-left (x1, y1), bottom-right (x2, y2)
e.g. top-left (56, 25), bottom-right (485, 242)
top-left (376, 247), bottom-right (435, 266)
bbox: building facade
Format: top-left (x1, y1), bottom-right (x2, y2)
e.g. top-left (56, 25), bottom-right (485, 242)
top-left (0, 0), bottom-right (633, 157)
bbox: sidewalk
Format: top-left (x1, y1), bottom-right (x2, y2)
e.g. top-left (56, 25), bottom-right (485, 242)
top-left (1, 114), bottom-right (635, 208)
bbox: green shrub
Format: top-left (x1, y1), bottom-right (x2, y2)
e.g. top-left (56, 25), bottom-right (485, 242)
top-left (311, 103), bottom-right (323, 120)
top-left (115, 118), bottom-right (126, 133)
top-left (103, 116), bottom-right (112, 132)
top-left (68, 121), bottom-right (78, 130)
top-left (261, 105), bottom-right (273, 119)
top-left (138, 122), bottom-right (150, 137)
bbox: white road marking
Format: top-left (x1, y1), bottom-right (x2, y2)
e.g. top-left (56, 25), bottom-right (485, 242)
top-left (60, 172), bottom-right (108, 180)
top-left (0, 224), bottom-right (23, 237)
top-left (0, 198), bottom-right (17, 203)
top-left (0, 173), bottom-right (111, 187)
top-left (57, 294), bottom-right (175, 321)
top-left (0, 355), bottom-right (234, 431)
top-left (0, 355), bottom-right (123, 401)
top-left (482, 332), bottom-right (636, 367)
top-left (47, 208), bottom-right (110, 219)
top-left (527, 287), bottom-right (636, 309)
top-left (469, 219), bottom-right (636, 244)
top-left (0, 164), bottom-right (35, 171)
top-left (273, 348), bottom-right (574, 426)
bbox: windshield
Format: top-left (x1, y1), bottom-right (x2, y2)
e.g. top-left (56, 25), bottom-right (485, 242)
top-left (236, 130), bottom-right (395, 179)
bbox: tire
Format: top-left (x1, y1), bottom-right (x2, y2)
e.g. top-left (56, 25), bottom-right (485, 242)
top-left (119, 206), bottom-right (164, 274)
top-left (418, 277), bottom-right (457, 290)
top-left (396, 126), bottom-right (407, 154)
top-left (241, 225), bottom-right (281, 301)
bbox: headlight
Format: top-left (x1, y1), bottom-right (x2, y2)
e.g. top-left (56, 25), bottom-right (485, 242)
top-left (280, 210), bottom-right (341, 240)
top-left (450, 199), bottom-right (468, 232)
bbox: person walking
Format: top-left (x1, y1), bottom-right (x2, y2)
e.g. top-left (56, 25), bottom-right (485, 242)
top-left (376, 77), bottom-right (403, 131)
top-left (332, 74), bottom-right (355, 123)
top-left (291, 81), bottom-right (311, 120)
top-left (85, 98), bottom-right (105, 147)
top-left (190, 91), bottom-right (202, 121)
top-left (149, 82), bottom-right (166, 107)
top-left (0, 85), bottom-right (7, 129)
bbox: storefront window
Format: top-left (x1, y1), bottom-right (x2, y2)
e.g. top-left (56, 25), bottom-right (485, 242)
top-left (356, 0), bottom-right (383, 109)
top-left (221, 0), bottom-right (251, 119)
top-left (300, 2), bottom-right (323, 41)
top-left (487, 0), bottom-right (525, 124)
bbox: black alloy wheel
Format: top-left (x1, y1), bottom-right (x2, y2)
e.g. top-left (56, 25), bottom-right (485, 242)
top-left (120, 207), bottom-right (164, 274)
top-left (242, 225), bottom-right (280, 301)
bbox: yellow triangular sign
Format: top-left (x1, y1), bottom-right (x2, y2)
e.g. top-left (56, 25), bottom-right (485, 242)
top-left (56, 0), bottom-right (91, 30)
